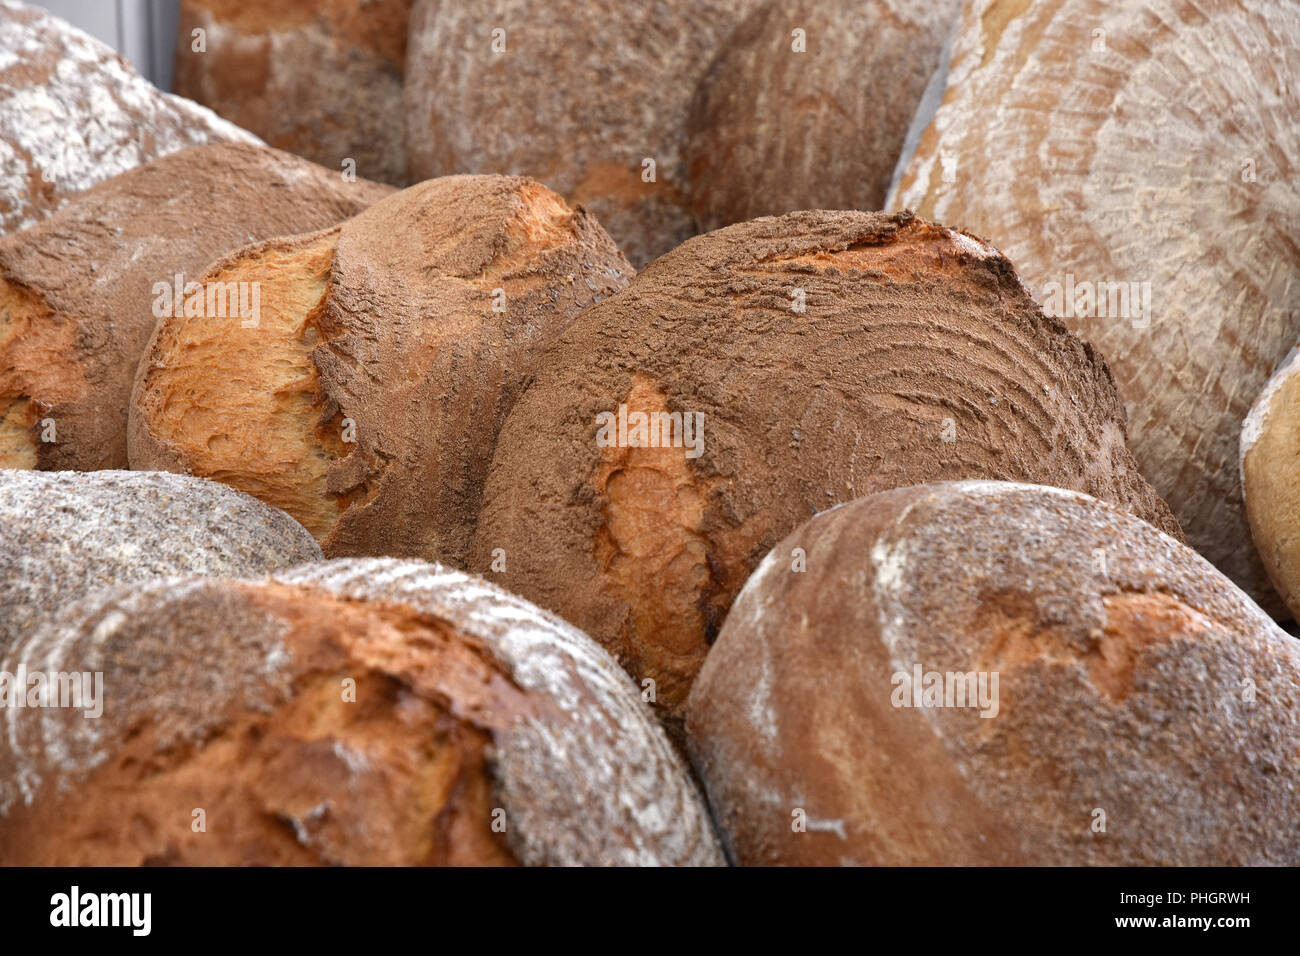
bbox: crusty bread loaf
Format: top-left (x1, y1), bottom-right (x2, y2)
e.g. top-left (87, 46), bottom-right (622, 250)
top-left (889, 0), bottom-right (1300, 615)
top-left (1242, 345), bottom-right (1300, 620)
top-left (686, 0), bottom-right (960, 231)
top-left (0, 0), bottom-right (260, 235)
top-left (687, 480), bottom-right (1300, 865)
top-left (0, 142), bottom-right (392, 472)
top-left (174, 0), bottom-right (411, 186)
top-left (0, 468), bottom-right (320, 653)
top-left (130, 175), bottom-right (632, 563)
top-left (469, 210), bottom-right (1180, 728)
top-left (404, 0), bottom-right (762, 267)
top-left (0, 558), bottom-right (723, 866)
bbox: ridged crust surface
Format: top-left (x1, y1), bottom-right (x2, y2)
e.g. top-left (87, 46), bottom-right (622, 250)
top-left (890, 0), bottom-right (1300, 614)
top-left (470, 209), bottom-right (1180, 726)
top-left (0, 0), bottom-right (260, 235)
top-left (687, 481), bottom-right (1300, 865)
top-left (0, 558), bottom-right (724, 867)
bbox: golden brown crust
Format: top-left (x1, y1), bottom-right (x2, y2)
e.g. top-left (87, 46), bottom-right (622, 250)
top-left (470, 210), bottom-right (1181, 726)
top-left (686, 481), bottom-right (1300, 865)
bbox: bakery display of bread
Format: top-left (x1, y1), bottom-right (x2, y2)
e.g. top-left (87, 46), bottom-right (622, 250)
top-left (687, 481), bottom-right (1300, 865)
top-left (0, 142), bottom-right (392, 472)
top-left (174, 0), bottom-right (412, 186)
top-left (130, 175), bottom-right (631, 561)
top-left (1242, 345), bottom-right (1300, 620)
top-left (470, 210), bottom-right (1179, 727)
top-left (0, 468), bottom-right (321, 653)
top-left (0, 0), bottom-right (260, 236)
top-left (0, 558), bottom-right (723, 866)
top-left (686, 0), bottom-right (960, 232)
top-left (889, 0), bottom-right (1300, 615)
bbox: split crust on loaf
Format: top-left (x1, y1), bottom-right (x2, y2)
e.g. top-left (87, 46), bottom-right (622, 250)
top-left (470, 209), bottom-right (1180, 726)
top-left (889, 0), bottom-right (1300, 615)
top-left (129, 175), bottom-right (633, 564)
top-left (0, 142), bottom-right (392, 471)
top-left (0, 559), bottom-right (724, 866)
top-left (687, 481), bottom-right (1300, 865)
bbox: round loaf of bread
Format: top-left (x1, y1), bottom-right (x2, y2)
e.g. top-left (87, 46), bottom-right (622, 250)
top-left (1242, 345), bottom-right (1300, 620)
top-left (686, 0), bottom-right (960, 231)
top-left (889, 0), bottom-right (1300, 614)
top-left (404, 0), bottom-right (761, 267)
top-left (0, 468), bottom-right (321, 653)
top-left (0, 142), bottom-right (392, 471)
top-left (130, 175), bottom-right (632, 564)
top-left (174, 0), bottom-right (411, 186)
top-left (0, 0), bottom-right (260, 235)
top-left (469, 210), bottom-right (1180, 728)
top-left (686, 481), bottom-right (1300, 865)
top-left (0, 558), bottom-right (723, 866)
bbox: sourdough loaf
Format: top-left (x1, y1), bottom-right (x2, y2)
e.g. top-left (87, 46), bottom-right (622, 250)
top-left (889, 0), bottom-right (1300, 614)
top-left (687, 481), bottom-right (1300, 865)
top-left (0, 142), bottom-right (392, 472)
top-left (0, 558), bottom-right (723, 866)
top-left (469, 210), bottom-right (1180, 728)
top-left (0, 468), bottom-right (320, 653)
top-left (129, 175), bottom-right (632, 563)
top-left (0, 0), bottom-right (260, 235)
top-left (686, 0), bottom-right (960, 231)
top-left (174, 0), bottom-right (412, 186)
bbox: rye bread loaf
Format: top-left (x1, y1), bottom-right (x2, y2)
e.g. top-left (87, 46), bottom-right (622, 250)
top-left (687, 480), bottom-right (1300, 865)
top-left (129, 175), bottom-right (632, 563)
top-left (1242, 345), bottom-right (1300, 620)
top-left (686, 0), bottom-right (960, 231)
top-left (469, 210), bottom-right (1180, 727)
top-left (404, 0), bottom-right (762, 267)
top-left (0, 142), bottom-right (392, 472)
top-left (174, 0), bottom-right (411, 186)
top-left (0, 468), bottom-right (320, 653)
top-left (0, 0), bottom-right (260, 236)
top-left (889, 0), bottom-right (1300, 615)
top-left (0, 558), bottom-right (723, 866)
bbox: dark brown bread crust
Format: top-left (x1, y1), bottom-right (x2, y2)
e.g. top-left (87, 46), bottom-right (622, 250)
top-left (686, 481), bottom-right (1300, 865)
top-left (469, 210), bottom-right (1181, 728)
top-left (0, 142), bottom-right (392, 471)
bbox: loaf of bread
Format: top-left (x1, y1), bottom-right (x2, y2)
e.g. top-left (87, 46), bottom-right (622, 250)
top-left (174, 0), bottom-right (411, 186)
top-left (130, 175), bottom-right (632, 563)
top-left (469, 210), bottom-right (1180, 729)
top-left (0, 469), bottom-right (320, 653)
top-left (889, 0), bottom-right (1300, 615)
top-left (1242, 345), bottom-right (1300, 620)
top-left (404, 0), bottom-right (762, 267)
top-left (0, 142), bottom-right (392, 472)
top-left (687, 480), bottom-right (1300, 865)
top-left (0, 0), bottom-right (260, 235)
top-left (0, 558), bottom-right (723, 866)
top-left (686, 0), bottom-right (959, 231)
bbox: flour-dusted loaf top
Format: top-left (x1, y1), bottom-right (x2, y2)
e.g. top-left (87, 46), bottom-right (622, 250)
top-left (0, 468), bottom-right (321, 653)
top-left (0, 142), bottom-right (393, 472)
top-left (0, 0), bottom-right (260, 235)
top-left (686, 480), bottom-right (1300, 865)
top-left (889, 0), bottom-right (1300, 614)
top-left (470, 209), bottom-right (1180, 730)
top-left (0, 558), bottom-right (724, 866)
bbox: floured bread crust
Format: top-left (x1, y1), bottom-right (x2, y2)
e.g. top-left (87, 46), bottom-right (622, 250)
top-left (470, 209), bottom-right (1180, 728)
top-left (889, 0), bottom-right (1300, 615)
top-left (0, 0), bottom-right (260, 235)
top-left (0, 142), bottom-right (393, 471)
top-left (687, 481), bottom-right (1300, 865)
top-left (0, 559), bottom-right (724, 866)
top-left (130, 175), bottom-right (633, 564)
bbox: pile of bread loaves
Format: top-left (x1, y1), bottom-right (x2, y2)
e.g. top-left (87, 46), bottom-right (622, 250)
top-left (1, 0), bottom-right (1298, 866)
